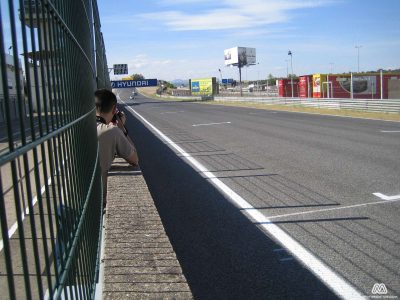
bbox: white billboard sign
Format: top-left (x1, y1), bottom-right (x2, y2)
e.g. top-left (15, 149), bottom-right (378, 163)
top-left (224, 47), bottom-right (256, 66)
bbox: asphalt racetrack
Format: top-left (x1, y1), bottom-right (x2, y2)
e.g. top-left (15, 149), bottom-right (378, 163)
top-left (117, 89), bottom-right (400, 299)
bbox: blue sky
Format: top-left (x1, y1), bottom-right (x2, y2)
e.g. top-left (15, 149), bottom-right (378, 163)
top-left (98, 0), bottom-right (400, 81)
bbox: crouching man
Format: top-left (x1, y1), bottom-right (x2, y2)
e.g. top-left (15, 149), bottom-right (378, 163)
top-left (95, 89), bottom-right (139, 209)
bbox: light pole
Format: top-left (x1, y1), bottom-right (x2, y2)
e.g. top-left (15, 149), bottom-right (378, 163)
top-left (218, 68), bottom-right (223, 89)
top-left (329, 62), bottom-right (334, 74)
top-left (256, 62), bottom-right (260, 92)
top-left (288, 50), bottom-right (294, 97)
top-left (285, 59), bottom-right (289, 78)
top-left (8, 46), bottom-right (12, 55)
top-left (355, 45), bottom-right (362, 73)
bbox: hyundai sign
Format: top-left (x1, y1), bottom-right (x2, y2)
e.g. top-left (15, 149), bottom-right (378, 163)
top-left (111, 79), bottom-right (158, 88)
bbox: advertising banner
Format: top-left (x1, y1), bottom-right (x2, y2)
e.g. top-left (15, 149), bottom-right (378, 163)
top-left (312, 74), bottom-right (327, 98)
top-left (191, 78), bottom-right (214, 95)
top-left (335, 76), bottom-right (376, 95)
top-left (299, 75), bottom-right (312, 98)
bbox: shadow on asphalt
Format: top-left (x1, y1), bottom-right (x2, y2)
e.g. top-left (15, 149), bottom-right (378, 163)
top-left (121, 103), bottom-right (338, 300)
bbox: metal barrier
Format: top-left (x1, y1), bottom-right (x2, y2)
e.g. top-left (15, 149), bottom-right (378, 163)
top-left (214, 96), bottom-right (400, 113)
top-left (0, 0), bottom-right (110, 299)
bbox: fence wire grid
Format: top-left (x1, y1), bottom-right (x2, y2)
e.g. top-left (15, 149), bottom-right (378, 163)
top-left (0, 0), bottom-right (110, 298)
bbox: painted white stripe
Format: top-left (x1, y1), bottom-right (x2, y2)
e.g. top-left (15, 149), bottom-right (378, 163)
top-left (94, 215), bottom-right (106, 300)
top-left (192, 121), bottom-right (231, 127)
top-left (373, 193), bottom-right (400, 201)
top-left (0, 155), bottom-right (68, 252)
top-left (273, 248), bottom-right (285, 252)
top-left (264, 198), bottom-right (400, 220)
top-left (120, 98), bottom-right (364, 300)
top-left (280, 257), bottom-right (294, 262)
top-left (0, 177), bottom-right (51, 252)
top-left (380, 130), bottom-right (400, 133)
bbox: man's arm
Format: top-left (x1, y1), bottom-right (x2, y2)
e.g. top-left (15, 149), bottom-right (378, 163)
top-left (127, 146), bottom-right (139, 165)
top-left (115, 128), bottom-right (139, 165)
top-left (114, 113), bottom-right (139, 164)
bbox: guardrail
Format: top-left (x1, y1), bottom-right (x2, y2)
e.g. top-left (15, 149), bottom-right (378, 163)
top-left (0, 0), bottom-right (110, 299)
top-left (214, 96), bottom-right (400, 113)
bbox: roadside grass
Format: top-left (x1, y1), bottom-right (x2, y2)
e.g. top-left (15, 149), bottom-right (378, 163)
top-left (137, 87), bottom-right (159, 98)
top-left (202, 100), bottom-right (400, 122)
top-left (137, 87), bottom-right (197, 102)
top-left (137, 88), bottom-right (400, 122)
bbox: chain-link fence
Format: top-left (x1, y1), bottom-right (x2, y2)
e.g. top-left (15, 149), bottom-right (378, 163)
top-left (0, 0), bottom-right (110, 298)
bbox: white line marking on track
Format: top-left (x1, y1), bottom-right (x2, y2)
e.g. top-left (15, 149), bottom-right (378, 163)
top-left (280, 257), bottom-right (295, 262)
top-left (373, 193), bottom-right (400, 201)
top-left (380, 130), bottom-right (400, 133)
top-left (0, 177), bottom-right (51, 252)
top-left (0, 156), bottom-right (68, 253)
top-left (241, 106), bottom-right (400, 123)
top-left (120, 98), bottom-right (364, 300)
top-left (264, 197), bottom-right (400, 220)
top-left (192, 121), bottom-right (231, 127)
top-left (273, 248), bottom-right (285, 252)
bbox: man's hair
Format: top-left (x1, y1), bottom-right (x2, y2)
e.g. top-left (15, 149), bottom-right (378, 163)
top-left (95, 89), bottom-right (117, 113)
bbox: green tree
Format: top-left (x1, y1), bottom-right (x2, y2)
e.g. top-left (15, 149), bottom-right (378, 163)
top-left (131, 73), bottom-right (145, 80)
top-left (267, 73), bottom-right (276, 86)
top-left (159, 80), bottom-right (176, 89)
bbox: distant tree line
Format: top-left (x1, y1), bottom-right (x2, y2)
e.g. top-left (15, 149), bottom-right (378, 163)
top-left (156, 80), bottom-right (176, 94)
top-left (130, 73), bottom-right (145, 80)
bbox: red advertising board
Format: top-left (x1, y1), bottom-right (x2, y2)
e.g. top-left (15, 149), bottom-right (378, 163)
top-left (310, 73), bottom-right (400, 99)
top-left (278, 79), bottom-right (299, 97)
top-left (299, 75), bottom-right (312, 98)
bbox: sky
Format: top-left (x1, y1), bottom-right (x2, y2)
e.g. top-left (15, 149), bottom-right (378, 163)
top-left (99, 0), bottom-right (400, 81)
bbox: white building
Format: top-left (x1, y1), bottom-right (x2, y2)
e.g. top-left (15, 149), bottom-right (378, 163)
top-left (0, 54), bottom-right (24, 122)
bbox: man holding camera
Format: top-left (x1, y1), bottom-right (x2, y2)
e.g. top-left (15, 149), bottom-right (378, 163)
top-left (95, 89), bottom-right (139, 208)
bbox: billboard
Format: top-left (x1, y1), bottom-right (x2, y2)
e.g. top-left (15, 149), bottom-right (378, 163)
top-left (190, 78), bottom-right (214, 95)
top-left (224, 47), bottom-right (256, 66)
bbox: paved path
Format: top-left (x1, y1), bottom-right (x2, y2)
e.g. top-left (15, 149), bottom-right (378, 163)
top-left (116, 89), bottom-right (400, 299)
top-left (102, 158), bottom-right (192, 299)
